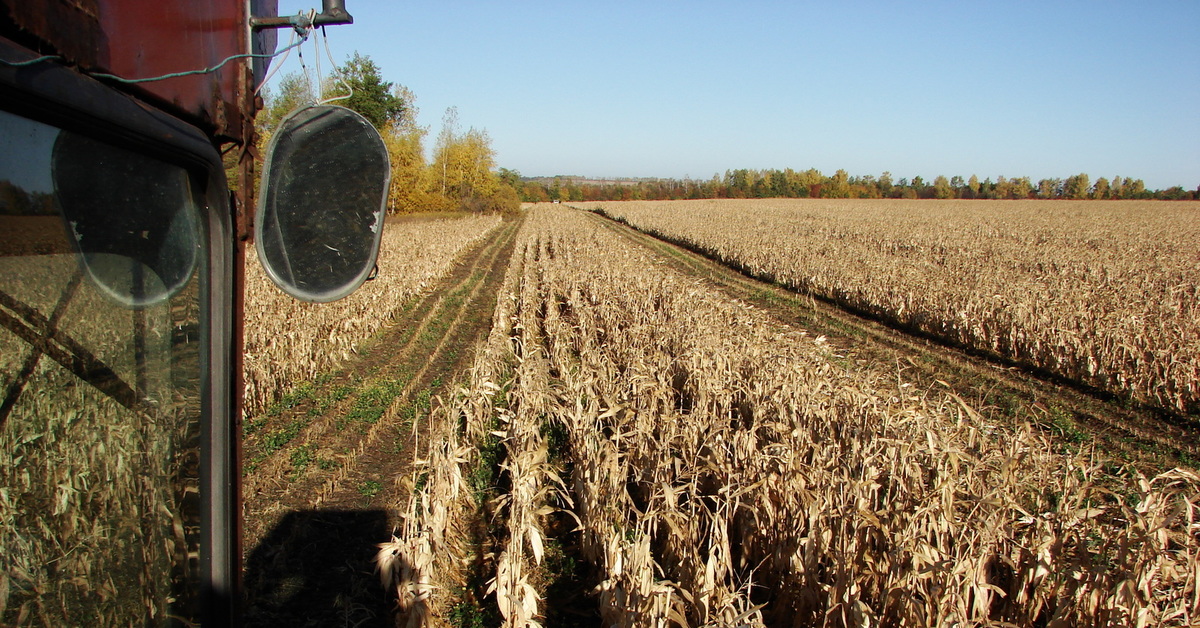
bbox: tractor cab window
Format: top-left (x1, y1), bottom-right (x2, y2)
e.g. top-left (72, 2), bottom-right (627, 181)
top-left (0, 108), bottom-right (205, 624)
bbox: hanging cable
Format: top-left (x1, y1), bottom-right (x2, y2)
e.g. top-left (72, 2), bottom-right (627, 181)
top-left (0, 37), bottom-right (309, 84)
top-left (294, 10), bottom-right (319, 103)
top-left (92, 38), bottom-right (308, 84)
top-left (311, 10), bottom-right (322, 102)
top-left (255, 25), bottom-right (310, 94)
top-left (317, 26), bottom-right (353, 105)
top-left (0, 55), bottom-right (61, 68)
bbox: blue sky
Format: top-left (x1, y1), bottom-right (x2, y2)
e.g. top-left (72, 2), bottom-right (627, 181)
top-left (269, 0), bottom-right (1199, 190)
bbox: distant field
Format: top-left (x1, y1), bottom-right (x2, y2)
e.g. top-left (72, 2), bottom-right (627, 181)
top-left (575, 198), bottom-right (1200, 416)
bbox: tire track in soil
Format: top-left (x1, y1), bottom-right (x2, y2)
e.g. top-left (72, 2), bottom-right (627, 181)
top-left (579, 208), bottom-right (1200, 468)
top-left (241, 216), bottom-right (521, 627)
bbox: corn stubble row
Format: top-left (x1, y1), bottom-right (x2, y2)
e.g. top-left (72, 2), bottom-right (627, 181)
top-left (577, 198), bottom-right (1200, 415)
top-left (243, 214), bottom-right (501, 416)
top-left (378, 205), bottom-right (1199, 627)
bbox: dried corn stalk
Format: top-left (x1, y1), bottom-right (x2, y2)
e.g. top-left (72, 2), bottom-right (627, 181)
top-left (581, 198), bottom-right (1200, 415)
top-left (381, 204), bottom-right (1200, 627)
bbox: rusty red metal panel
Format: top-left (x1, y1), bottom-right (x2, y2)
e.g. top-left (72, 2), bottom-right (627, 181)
top-left (2, 0), bottom-right (261, 142)
top-left (97, 0), bottom-right (247, 139)
top-left (0, 0), bottom-right (105, 65)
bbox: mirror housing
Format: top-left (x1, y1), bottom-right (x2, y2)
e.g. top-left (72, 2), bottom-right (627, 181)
top-left (255, 105), bottom-right (390, 303)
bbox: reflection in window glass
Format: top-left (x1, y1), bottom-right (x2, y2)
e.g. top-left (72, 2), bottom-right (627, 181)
top-left (0, 109), bottom-right (203, 625)
top-left (53, 131), bottom-right (200, 309)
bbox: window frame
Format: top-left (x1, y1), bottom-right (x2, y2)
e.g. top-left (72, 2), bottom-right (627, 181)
top-left (1, 35), bottom-right (238, 625)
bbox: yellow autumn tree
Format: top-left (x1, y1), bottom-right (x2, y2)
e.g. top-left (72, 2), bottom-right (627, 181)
top-left (430, 107), bottom-right (519, 214)
top-left (258, 59), bottom-right (517, 214)
top-left (376, 85), bottom-right (437, 214)
top-left (383, 125), bottom-right (432, 213)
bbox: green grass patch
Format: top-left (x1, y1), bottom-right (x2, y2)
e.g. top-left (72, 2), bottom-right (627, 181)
top-left (340, 377), bottom-right (408, 428)
top-left (1047, 405), bottom-right (1089, 445)
top-left (359, 480), bottom-right (382, 498)
top-left (289, 443), bottom-right (316, 478)
top-left (243, 416), bottom-right (268, 436)
top-left (401, 382), bottom-right (438, 425)
top-left (243, 416), bottom-right (311, 476)
top-left (470, 419), bottom-right (506, 504)
top-left (260, 418), bottom-right (307, 454)
top-left (413, 470), bottom-right (430, 494)
top-left (258, 380), bottom-right (320, 419)
top-left (540, 416), bottom-right (569, 466)
top-left (448, 599), bottom-right (499, 628)
top-left (309, 383), bottom-right (355, 416)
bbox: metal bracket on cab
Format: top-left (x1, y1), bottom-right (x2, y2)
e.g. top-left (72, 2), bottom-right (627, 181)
top-left (250, 0), bottom-right (354, 30)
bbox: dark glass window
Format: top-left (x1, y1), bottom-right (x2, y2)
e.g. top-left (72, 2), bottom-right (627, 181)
top-left (0, 108), bottom-right (204, 624)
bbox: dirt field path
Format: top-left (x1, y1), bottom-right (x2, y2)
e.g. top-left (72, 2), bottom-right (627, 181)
top-left (241, 215), bottom-right (521, 627)
top-left (581, 208), bottom-right (1200, 468)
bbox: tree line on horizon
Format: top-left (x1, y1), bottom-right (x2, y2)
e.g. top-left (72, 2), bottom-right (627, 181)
top-left (515, 168), bottom-right (1199, 203)
top-left (251, 56), bottom-right (1194, 211)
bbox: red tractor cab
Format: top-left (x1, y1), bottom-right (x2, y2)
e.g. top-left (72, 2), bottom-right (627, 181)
top-left (0, 2), bottom-right (384, 624)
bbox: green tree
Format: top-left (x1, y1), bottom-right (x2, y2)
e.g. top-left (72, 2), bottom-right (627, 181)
top-left (251, 71), bottom-right (317, 196)
top-left (1091, 177), bottom-right (1110, 199)
top-left (497, 168), bottom-right (522, 190)
top-left (1109, 176), bottom-right (1125, 199)
top-left (327, 53), bottom-right (407, 130)
top-left (726, 169), bottom-right (752, 198)
top-left (879, 171), bottom-right (894, 197)
top-left (1125, 178), bottom-right (1147, 199)
top-left (768, 169), bottom-right (795, 197)
top-left (933, 175), bottom-right (953, 199)
top-left (993, 176), bottom-right (1011, 199)
top-left (856, 174), bottom-right (879, 198)
top-left (1159, 186), bottom-right (1190, 200)
top-left (978, 178), bottom-right (995, 198)
top-left (910, 175), bottom-right (927, 198)
top-left (1037, 178), bottom-right (1062, 199)
top-left (1064, 173), bottom-right (1090, 199)
top-left (950, 175), bottom-right (965, 196)
top-left (1011, 177), bottom-right (1033, 199)
top-left (259, 72), bottom-right (315, 134)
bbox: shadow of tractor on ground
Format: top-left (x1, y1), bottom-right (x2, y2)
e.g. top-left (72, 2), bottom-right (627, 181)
top-left (243, 509), bottom-right (395, 627)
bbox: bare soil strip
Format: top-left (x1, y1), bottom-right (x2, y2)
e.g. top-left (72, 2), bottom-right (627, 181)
top-left (241, 216), bottom-right (521, 627)
top-left (581, 208), bottom-right (1200, 469)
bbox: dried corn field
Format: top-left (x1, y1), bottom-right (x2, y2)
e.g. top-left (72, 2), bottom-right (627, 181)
top-left (574, 199), bottom-right (1200, 417)
top-left (243, 213), bottom-right (501, 416)
top-left (378, 204), bottom-right (1200, 627)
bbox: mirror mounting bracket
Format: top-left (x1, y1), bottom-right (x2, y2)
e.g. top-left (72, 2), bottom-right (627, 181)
top-left (251, 0), bottom-right (353, 30)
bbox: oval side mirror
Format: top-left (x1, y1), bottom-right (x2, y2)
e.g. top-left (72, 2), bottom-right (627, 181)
top-left (256, 105), bottom-right (390, 302)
